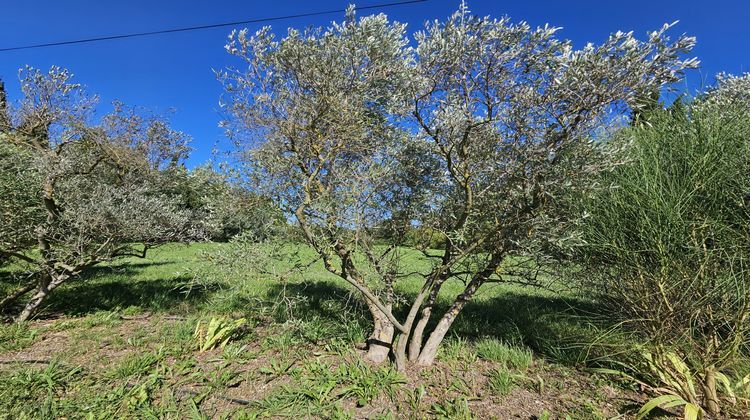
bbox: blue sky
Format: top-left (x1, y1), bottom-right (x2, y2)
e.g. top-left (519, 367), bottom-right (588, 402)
top-left (1, 0), bottom-right (748, 166)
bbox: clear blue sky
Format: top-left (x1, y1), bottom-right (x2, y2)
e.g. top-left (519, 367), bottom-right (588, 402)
top-left (1, 0), bottom-right (748, 166)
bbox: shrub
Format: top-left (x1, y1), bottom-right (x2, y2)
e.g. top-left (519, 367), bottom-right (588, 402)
top-left (577, 103), bottom-right (750, 416)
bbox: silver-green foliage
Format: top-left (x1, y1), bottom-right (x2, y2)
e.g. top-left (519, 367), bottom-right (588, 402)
top-left (159, 164), bottom-right (283, 242)
top-left (219, 3), bottom-right (697, 368)
top-left (0, 66), bottom-right (198, 321)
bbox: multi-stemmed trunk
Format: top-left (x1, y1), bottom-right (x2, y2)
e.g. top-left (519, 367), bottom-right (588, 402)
top-left (295, 197), bottom-right (503, 369)
top-left (415, 274), bottom-right (485, 365)
top-left (365, 303), bottom-right (395, 363)
top-left (407, 280), bottom-right (445, 362)
top-left (369, 256), bottom-right (502, 369)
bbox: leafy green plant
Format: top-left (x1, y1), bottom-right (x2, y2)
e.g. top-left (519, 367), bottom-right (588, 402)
top-left (638, 395), bottom-right (701, 420)
top-left (203, 367), bottom-right (243, 390)
top-left (597, 349), bottom-right (750, 419)
top-left (0, 359), bottom-right (81, 417)
top-left (193, 316), bottom-right (247, 351)
top-left (260, 357), bottom-right (296, 379)
top-left (222, 343), bottom-right (251, 362)
top-left (439, 336), bottom-right (477, 364)
top-left (403, 385), bottom-right (427, 416)
top-left (0, 322), bottom-right (39, 352)
top-left (126, 371), bottom-right (165, 411)
top-left (627, 350), bottom-right (704, 419)
top-left (110, 349), bottom-right (164, 379)
top-left (337, 360), bottom-right (405, 406)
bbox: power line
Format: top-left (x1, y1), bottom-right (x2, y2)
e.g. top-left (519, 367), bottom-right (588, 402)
top-left (0, 0), bottom-right (427, 53)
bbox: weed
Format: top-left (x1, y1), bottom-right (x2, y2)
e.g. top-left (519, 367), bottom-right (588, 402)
top-left (262, 328), bottom-right (301, 352)
top-left (336, 359), bottom-right (405, 406)
top-left (487, 368), bottom-right (517, 396)
top-left (403, 385), bottom-right (427, 415)
top-left (203, 367), bottom-right (243, 390)
top-left (431, 396), bottom-right (474, 419)
top-left (440, 336), bottom-right (477, 364)
top-left (289, 316), bottom-right (337, 344)
top-left (260, 357), bottom-right (296, 380)
top-left (222, 343), bottom-right (253, 362)
top-left (0, 359), bottom-right (82, 417)
top-left (79, 309), bottom-right (122, 328)
top-left (194, 316), bottom-right (247, 351)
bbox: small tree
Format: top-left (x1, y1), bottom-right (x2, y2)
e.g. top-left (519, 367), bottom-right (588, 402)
top-left (0, 67), bottom-right (198, 321)
top-left (220, 5), bottom-right (697, 368)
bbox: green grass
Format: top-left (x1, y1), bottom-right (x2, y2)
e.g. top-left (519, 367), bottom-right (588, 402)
top-left (475, 338), bottom-right (533, 370)
top-left (0, 322), bottom-right (40, 352)
top-left (486, 368), bottom-right (517, 396)
top-left (109, 350), bottom-right (164, 379)
top-left (0, 242), bottom-right (643, 418)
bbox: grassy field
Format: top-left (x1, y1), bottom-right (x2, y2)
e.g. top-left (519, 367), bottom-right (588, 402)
top-left (0, 242), bottom-right (656, 419)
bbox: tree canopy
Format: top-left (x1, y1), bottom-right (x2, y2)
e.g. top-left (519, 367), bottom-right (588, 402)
top-left (220, 5), bottom-right (697, 368)
top-left (0, 67), bottom-right (199, 321)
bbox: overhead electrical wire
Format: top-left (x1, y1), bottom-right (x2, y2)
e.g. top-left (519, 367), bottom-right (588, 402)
top-left (0, 0), bottom-right (427, 52)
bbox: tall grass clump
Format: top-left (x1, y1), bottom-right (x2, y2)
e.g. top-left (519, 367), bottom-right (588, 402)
top-left (577, 103), bottom-right (750, 417)
top-left (475, 338), bottom-right (533, 370)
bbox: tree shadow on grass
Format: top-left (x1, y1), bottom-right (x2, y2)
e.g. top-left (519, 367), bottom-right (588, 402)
top-left (452, 293), bottom-right (616, 365)
top-left (5, 261), bottom-right (221, 319)
top-left (6, 255), bottom-right (617, 367)
top-left (259, 280), bottom-right (613, 366)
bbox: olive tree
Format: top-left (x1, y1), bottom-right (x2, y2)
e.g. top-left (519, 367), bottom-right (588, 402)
top-left (0, 67), bottom-right (198, 321)
top-left (220, 5), bottom-right (697, 368)
top-left (220, 9), bottom-right (414, 363)
top-left (699, 72), bottom-right (750, 116)
top-left (159, 164), bottom-right (284, 242)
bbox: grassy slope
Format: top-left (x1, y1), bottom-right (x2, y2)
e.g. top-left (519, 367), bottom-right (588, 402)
top-left (0, 242), bottom-right (646, 419)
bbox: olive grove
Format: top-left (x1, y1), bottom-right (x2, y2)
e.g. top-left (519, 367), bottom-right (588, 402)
top-left (0, 67), bottom-right (200, 321)
top-left (219, 5), bottom-right (698, 369)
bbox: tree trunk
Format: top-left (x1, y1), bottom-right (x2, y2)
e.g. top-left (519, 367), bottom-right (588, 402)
top-left (365, 304), bottom-right (394, 364)
top-left (416, 257), bottom-right (500, 365)
top-left (409, 306), bottom-right (431, 361)
top-left (702, 367), bottom-right (720, 418)
top-left (15, 273), bottom-right (67, 322)
top-left (16, 290), bottom-right (49, 323)
top-left (416, 305), bottom-right (461, 366)
top-left (393, 332), bottom-right (408, 371)
top-left (409, 281), bottom-right (445, 361)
